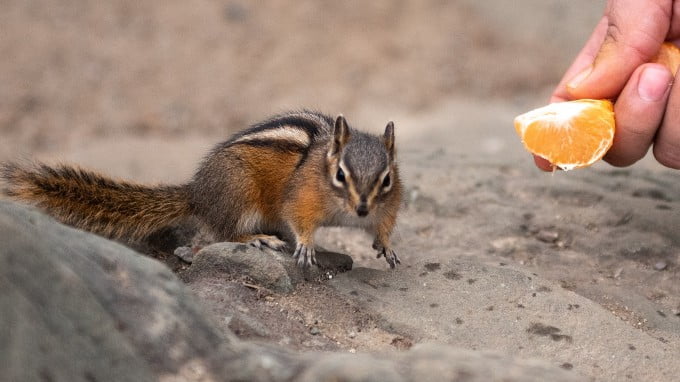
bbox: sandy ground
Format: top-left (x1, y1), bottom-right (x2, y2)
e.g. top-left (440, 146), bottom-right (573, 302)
top-left (4, 1), bottom-right (680, 380)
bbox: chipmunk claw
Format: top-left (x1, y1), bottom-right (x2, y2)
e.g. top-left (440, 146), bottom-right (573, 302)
top-left (293, 243), bottom-right (316, 268)
top-left (376, 247), bottom-right (400, 269)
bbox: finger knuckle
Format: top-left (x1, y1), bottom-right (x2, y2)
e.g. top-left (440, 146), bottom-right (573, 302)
top-left (604, 2), bottom-right (669, 61)
top-left (605, 20), bottom-right (623, 44)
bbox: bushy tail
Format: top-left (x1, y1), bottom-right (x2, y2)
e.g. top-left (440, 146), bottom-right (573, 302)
top-left (1, 162), bottom-right (192, 240)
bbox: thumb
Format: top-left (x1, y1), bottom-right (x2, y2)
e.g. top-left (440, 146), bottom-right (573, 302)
top-left (567, 0), bottom-right (672, 100)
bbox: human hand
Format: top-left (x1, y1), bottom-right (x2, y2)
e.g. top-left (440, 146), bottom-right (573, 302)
top-left (536, 0), bottom-right (680, 170)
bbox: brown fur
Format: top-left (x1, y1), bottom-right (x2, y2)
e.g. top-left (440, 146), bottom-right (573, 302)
top-left (284, 167), bottom-right (326, 245)
top-left (1, 162), bottom-right (190, 240)
top-left (238, 146), bottom-right (300, 224)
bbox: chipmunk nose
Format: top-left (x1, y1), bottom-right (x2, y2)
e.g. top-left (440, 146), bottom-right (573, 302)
top-left (356, 199), bottom-right (369, 217)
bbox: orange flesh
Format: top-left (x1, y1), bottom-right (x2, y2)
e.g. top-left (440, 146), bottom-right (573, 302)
top-left (514, 99), bottom-right (615, 171)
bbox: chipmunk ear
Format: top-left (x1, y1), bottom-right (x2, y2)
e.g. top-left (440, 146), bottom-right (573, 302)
top-left (330, 115), bottom-right (350, 156)
top-left (383, 121), bottom-right (395, 158)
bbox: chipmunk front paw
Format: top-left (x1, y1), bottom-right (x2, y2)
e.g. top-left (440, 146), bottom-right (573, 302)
top-left (376, 247), bottom-right (401, 269)
top-left (293, 243), bottom-right (316, 268)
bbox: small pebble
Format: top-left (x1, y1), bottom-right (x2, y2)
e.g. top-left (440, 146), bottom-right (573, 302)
top-left (613, 268), bottom-right (623, 278)
top-left (309, 326), bottom-right (320, 335)
top-left (237, 305), bottom-right (250, 313)
top-left (348, 331), bottom-right (357, 339)
top-left (654, 261), bottom-right (668, 271)
top-left (536, 230), bottom-right (559, 243)
top-left (173, 246), bottom-right (194, 263)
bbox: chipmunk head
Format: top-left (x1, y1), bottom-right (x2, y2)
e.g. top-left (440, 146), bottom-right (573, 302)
top-left (327, 115), bottom-right (396, 217)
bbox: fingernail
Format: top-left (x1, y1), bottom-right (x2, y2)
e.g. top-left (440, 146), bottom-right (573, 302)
top-left (567, 65), bottom-right (593, 91)
top-left (638, 66), bottom-right (672, 102)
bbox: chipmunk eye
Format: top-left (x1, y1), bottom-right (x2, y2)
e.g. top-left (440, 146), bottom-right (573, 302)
top-left (382, 173), bottom-right (391, 188)
top-left (336, 168), bottom-right (346, 183)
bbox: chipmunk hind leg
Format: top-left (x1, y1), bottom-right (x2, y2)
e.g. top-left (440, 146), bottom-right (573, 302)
top-left (235, 234), bottom-right (287, 251)
top-left (229, 208), bottom-right (290, 251)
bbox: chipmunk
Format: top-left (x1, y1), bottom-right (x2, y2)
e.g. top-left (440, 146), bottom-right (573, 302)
top-left (1, 111), bottom-right (402, 268)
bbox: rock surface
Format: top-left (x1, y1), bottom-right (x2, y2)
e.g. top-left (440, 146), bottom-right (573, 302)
top-left (181, 242), bottom-right (354, 294)
top-left (184, 242), bottom-right (294, 293)
top-left (0, 201), bottom-right (237, 381)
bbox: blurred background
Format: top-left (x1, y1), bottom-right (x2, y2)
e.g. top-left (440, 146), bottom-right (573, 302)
top-left (0, 0), bottom-right (606, 181)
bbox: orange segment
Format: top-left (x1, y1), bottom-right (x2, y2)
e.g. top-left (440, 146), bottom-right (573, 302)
top-left (652, 42), bottom-right (680, 75)
top-left (514, 99), bottom-right (615, 171)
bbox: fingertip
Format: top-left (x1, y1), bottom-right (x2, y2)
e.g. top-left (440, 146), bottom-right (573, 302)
top-left (603, 153), bottom-right (642, 168)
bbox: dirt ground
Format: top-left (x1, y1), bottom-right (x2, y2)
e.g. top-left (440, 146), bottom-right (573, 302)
top-left (4, 1), bottom-right (680, 380)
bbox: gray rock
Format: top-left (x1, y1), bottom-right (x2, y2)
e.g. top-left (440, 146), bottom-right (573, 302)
top-left (186, 242), bottom-right (293, 293)
top-left (0, 201), bottom-right (235, 382)
top-left (181, 241), bottom-right (353, 292)
top-left (281, 249), bottom-right (354, 285)
top-left (174, 245), bottom-right (195, 263)
top-left (535, 229), bottom-right (559, 243)
top-left (315, 250), bottom-right (354, 271)
top-left (297, 353), bottom-right (405, 382)
top-left (654, 261), bottom-right (668, 271)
